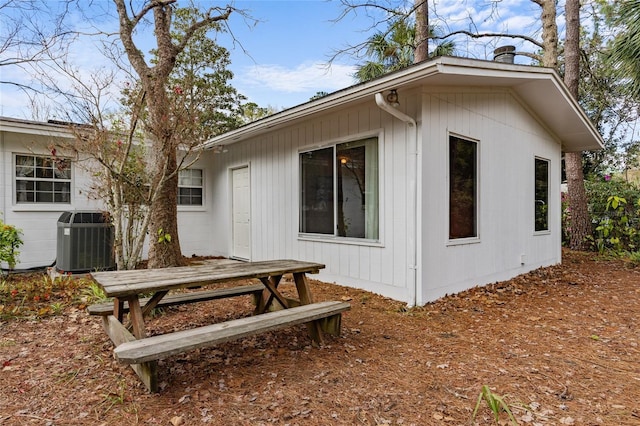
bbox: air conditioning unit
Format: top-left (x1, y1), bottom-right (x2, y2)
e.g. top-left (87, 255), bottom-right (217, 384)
top-left (56, 211), bottom-right (115, 273)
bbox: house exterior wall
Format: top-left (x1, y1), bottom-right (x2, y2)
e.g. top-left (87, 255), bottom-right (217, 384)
top-left (419, 87), bottom-right (562, 303)
top-left (1, 124), bottom-right (216, 270)
top-left (208, 86), bottom-right (563, 306)
top-left (0, 129), bottom-right (101, 269)
top-left (176, 153), bottom-right (217, 258)
top-left (209, 96), bottom-right (419, 302)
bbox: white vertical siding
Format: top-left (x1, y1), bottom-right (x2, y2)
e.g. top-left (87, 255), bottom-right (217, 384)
top-left (420, 88), bottom-right (562, 303)
top-left (207, 86), bottom-right (564, 305)
top-left (1, 127), bottom-right (218, 269)
top-left (177, 155), bottom-right (217, 258)
top-left (1, 131), bottom-right (103, 269)
top-left (210, 100), bottom-right (416, 302)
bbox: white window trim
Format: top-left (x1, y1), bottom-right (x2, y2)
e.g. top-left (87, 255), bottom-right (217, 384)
top-left (177, 168), bottom-right (205, 211)
top-left (534, 156), bottom-right (551, 235)
top-left (446, 132), bottom-right (481, 246)
top-left (12, 152), bottom-right (73, 208)
top-left (297, 130), bottom-right (384, 245)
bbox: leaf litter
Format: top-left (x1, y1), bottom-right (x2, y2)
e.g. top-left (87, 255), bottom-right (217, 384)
top-left (0, 249), bottom-right (639, 425)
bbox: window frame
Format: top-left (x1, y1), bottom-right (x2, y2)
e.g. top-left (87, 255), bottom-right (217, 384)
top-left (177, 168), bottom-right (204, 208)
top-left (298, 134), bottom-right (381, 244)
top-left (447, 133), bottom-right (480, 244)
top-left (534, 157), bottom-right (550, 233)
top-left (13, 153), bottom-right (72, 206)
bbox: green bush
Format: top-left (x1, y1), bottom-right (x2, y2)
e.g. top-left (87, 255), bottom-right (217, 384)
top-left (0, 217), bottom-right (23, 270)
top-left (585, 177), bottom-right (640, 253)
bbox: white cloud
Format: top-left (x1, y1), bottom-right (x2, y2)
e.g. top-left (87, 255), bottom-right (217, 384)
top-left (432, 0), bottom-right (547, 60)
top-left (237, 61), bottom-right (356, 94)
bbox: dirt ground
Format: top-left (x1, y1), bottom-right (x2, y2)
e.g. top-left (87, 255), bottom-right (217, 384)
top-left (1, 249), bottom-right (639, 426)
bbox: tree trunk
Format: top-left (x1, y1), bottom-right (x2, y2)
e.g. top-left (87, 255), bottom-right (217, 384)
top-left (564, 0), bottom-right (590, 250)
top-left (147, 139), bottom-right (185, 268)
top-left (414, 0), bottom-right (429, 63)
top-left (146, 82), bottom-right (185, 268)
top-left (538, 0), bottom-right (558, 68)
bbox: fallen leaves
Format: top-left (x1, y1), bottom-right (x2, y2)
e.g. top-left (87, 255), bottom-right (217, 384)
top-left (1, 249), bottom-right (639, 425)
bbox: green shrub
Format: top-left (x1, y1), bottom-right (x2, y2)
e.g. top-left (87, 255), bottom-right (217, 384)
top-left (585, 177), bottom-right (640, 253)
top-left (0, 217), bottom-right (23, 270)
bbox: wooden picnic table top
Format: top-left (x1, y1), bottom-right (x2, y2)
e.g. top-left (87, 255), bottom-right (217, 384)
top-left (90, 259), bottom-right (325, 298)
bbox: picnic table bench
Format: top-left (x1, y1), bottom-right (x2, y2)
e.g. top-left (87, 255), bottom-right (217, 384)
top-left (89, 259), bottom-right (350, 392)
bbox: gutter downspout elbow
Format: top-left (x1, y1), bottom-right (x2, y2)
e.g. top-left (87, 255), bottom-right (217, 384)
top-left (375, 93), bottom-right (416, 127)
top-left (375, 92), bottom-right (419, 308)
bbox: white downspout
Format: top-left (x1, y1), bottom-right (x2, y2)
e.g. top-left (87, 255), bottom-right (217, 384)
top-left (375, 92), bottom-right (419, 307)
top-left (0, 130), bottom-right (5, 222)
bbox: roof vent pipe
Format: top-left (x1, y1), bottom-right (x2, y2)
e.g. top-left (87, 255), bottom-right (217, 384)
top-left (493, 45), bottom-right (516, 64)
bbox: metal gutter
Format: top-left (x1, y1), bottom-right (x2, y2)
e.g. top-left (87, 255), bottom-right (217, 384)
top-left (203, 56), bottom-right (603, 152)
top-left (203, 60), bottom-right (441, 148)
top-left (0, 129), bottom-right (5, 221)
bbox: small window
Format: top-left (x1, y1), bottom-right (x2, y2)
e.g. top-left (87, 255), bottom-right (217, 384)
top-left (15, 154), bottom-right (71, 204)
top-left (449, 135), bottom-right (477, 239)
top-left (178, 169), bottom-right (203, 206)
top-left (300, 137), bottom-right (379, 240)
top-left (535, 158), bottom-right (549, 231)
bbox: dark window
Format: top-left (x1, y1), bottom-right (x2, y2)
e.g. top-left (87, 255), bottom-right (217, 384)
top-left (449, 135), bottom-right (477, 239)
top-left (300, 138), bottom-right (379, 239)
top-left (535, 158), bottom-right (549, 231)
top-left (15, 154), bottom-right (71, 204)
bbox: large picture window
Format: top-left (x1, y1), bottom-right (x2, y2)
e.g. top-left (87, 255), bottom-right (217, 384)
top-left (449, 135), bottom-right (477, 239)
top-left (535, 158), bottom-right (549, 231)
top-left (15, 154), bottom-right (71, 204)
top-left (178, 168), bottom-right (203, 206)
top-left (300, 137), bottom-right (379, 240)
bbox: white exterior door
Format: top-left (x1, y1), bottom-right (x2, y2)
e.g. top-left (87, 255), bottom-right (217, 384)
top-left (231, 166), bottom-right (251, 260)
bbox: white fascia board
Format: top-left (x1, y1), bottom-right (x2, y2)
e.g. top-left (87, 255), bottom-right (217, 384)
top-left (433, 59), bottom-right (604, 151)
top-left (203, 61), bottom-right (442, 148)
top-left (0, 117), bottom-right (76, 138)
top-left (204, 56), bottom-right (603, 152)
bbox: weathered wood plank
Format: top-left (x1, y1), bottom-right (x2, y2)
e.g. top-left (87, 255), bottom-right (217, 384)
top-left (101, 316), bottom-right (158, 392)
top-left (114, 301), bottom-right (350, 364)
top-left (274, 297), bottom-right (342, 336)
top-left (91, 260), bottom-right (324, 298)
top-left (126, 296), bottom-right (146, 339)
top-left (141, 290), bottom-right (168, 317)
top-left (293, 272), bottom-right (323, 345)
top-left (87, 284), bottom-right (266, 316)
top-left (257, 275), bottom-right (288, 313)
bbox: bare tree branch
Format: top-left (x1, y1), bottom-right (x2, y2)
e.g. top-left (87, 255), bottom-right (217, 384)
top-left (432, 30), bottom-right (544, 50)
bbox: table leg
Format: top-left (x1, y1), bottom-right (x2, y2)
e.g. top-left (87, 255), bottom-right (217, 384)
top-left (293, 272), bottom-right (323, 345)
top-left (125, 296), bottom-right (146, 339)
top-left (257, 275), bottom-right (287, 313)
top-left (113, 298), bottom-right (125, 322)
top-left (141, 291), bottom-right (169, 317)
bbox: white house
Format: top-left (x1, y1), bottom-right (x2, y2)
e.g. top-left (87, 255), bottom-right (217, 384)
top-left (1, 56), bottom-right (603, 305)
top-left (203, 57), bottom-right (603, 305)
top-left (0, 117), bottom-right (215, 270)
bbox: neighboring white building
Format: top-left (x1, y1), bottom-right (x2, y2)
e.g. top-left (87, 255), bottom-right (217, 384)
top-left (0, 117), bottom-right (215, 270)
top-left (1, 57), bottom-right (603, 305)
top-left (203, 57), bottom-right (603, 305)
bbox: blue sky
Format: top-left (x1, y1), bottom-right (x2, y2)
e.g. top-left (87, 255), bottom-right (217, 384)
top-left (0, 0), bottom-right (557, 119)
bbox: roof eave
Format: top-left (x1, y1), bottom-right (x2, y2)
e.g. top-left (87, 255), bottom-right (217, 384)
top-left (204, 56), bottom-right (603, 152)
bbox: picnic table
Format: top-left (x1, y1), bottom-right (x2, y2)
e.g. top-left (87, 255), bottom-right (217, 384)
top-left (89, 259), bottom-right (350, 392)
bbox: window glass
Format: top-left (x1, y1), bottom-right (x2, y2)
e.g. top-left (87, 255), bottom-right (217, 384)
top-left (449, 135), bottom-right (477, 239)
top-left (178, 169), bottom-right (203, 206)
top-left (535, 158), bottom-right (549, 231)
top-left (15, 154), bottom-right (71, 204)
top-left (300, 147), bottom-right (334, 234)
top-left (300, 137), bottom-right (379, 240)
